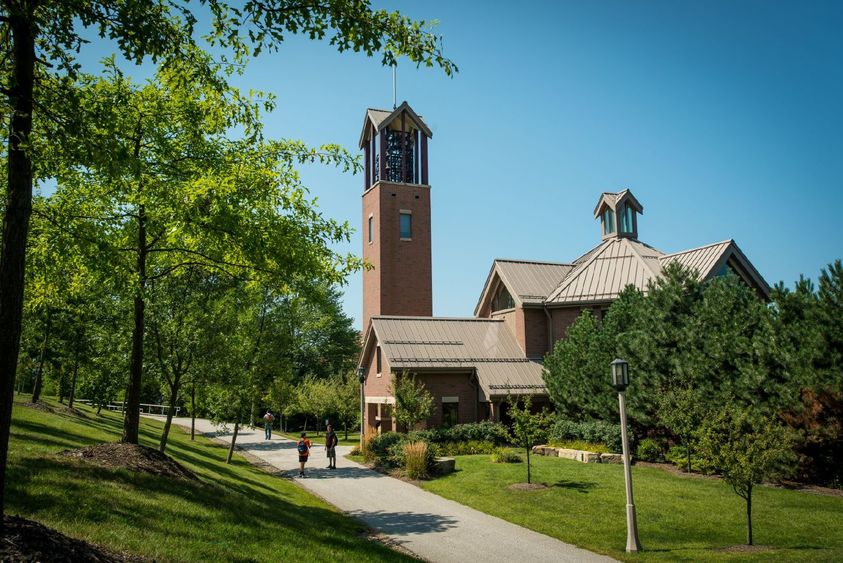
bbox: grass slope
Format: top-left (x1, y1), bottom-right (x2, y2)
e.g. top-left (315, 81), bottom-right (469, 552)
top-left (7, 397), bottom-right (412, 562)
top-left (421, 453), bottom-right (843, 562)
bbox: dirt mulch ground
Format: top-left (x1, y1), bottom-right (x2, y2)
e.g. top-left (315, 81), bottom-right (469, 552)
top-left (0, 515), bottom-right (148, 562)
top-left (508, 483), bottom-right (548, 491)
top-left (59, 443), bottom-right (196, 481)
top-left (21, 401), bottom-right (54, 413)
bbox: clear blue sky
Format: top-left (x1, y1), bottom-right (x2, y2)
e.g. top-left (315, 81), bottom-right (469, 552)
top-left (77, 1), bottom-right (843, 328)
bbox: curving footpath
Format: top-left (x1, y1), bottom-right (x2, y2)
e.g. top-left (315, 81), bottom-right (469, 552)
top-left (187, 417), bottom-right (615, 563)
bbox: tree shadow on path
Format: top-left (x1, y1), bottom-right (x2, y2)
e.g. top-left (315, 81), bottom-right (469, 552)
top-left (346, 509), bottom-right (459, 536)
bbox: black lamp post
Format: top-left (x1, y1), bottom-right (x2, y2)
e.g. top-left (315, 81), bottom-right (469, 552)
top-left (357, 367), bottom-right (367, 450)
top-left (611, 358), bottom-right (641, 553)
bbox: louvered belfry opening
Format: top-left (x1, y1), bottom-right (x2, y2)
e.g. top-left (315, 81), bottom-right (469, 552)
top-left (385, 129), bottom-right (417, 183)
top-left (361, 102), bottom-right (430, 191)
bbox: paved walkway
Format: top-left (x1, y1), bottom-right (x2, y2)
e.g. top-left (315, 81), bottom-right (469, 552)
top-left (182, 417), bottom-right (614, 563)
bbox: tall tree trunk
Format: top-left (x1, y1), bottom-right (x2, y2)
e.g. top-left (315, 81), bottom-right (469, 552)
top-left (226, 421), bottom-right (239, 464)
top-left (122, 203), bottom-right (146, 444)
top-left (746, 486), bottom-right (753, 545)
top-left (68, 328), bottom-right (81, 409)
top-left (159, 373), bottom-right (181, 453)
top-left (0, 4), bottom-right (36, 520)
top-left (31, 309), bottom-right (51, 404)
top-left (345, 420), bottom-right (349, 441)
top-left (249, 395), bottom-right (257, 428)
top-left (190, 380), bottom-right (196, 441)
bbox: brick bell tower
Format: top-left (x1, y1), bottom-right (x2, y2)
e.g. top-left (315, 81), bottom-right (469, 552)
top-left (359, 102), bottom-right (433, 331)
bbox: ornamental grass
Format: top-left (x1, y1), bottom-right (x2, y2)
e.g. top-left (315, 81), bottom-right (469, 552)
top-left (403, 441), bottom-right (429, 480)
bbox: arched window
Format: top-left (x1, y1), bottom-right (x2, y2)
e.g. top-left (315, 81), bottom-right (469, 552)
top-left (492, 284), bottom-right (515, 312)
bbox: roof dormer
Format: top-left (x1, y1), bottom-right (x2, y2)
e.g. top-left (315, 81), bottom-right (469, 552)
top-left (593, 189), bottom-right (643, 240)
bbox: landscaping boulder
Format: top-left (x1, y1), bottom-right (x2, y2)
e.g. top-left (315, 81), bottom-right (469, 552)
top-left (556, 448), bottom-right (582, 461)
top-left (581, 452), bottom-right (601, 464)
top-left (432, 457), bottom-right (456, 475)
top-left (600, 453), bottom-right (624, 464)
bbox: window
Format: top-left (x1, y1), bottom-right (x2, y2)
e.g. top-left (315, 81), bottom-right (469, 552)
top-left (620, 205), bottom-right (633, 234)
top-left (376, 346), bottom-right (382, 375)
top-left (492, 285), bottom-right (515, 312)
top-left (399, 212), bottom-right (412, 239)
top-left (368, 216), bottom-right (373, 243)
top-left (442, 401), bottom-right (458, 428)
top-left (603, 209), bottom-right (615, 235)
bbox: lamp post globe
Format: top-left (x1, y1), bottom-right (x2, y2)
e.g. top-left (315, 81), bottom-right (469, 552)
top-left (610, 358), bottom-right (629, 392)
top-left (611, 358), bottom-right (641, 553)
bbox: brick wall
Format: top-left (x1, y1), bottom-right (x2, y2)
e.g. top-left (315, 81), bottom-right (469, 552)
top-left (361, 181), bottom-right (432, 330)
top-left (550, 306), bottom-right (585, 345)
top-left (523, 307), bottom-right (548, 358)
top-left (413, 372), bottom-right (478, 427)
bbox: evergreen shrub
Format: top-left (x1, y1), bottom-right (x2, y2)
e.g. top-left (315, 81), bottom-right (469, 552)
top-left (549, 419), bottom-right (629, 453)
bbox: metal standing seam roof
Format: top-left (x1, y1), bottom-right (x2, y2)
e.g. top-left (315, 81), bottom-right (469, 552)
top-left (546, 238), bottom-right (667, 304)
top-left (659, 240), bottom-right (732, 276)
top-left (495, 260), bottom-right (575, 304)
top-left (359, 102), bottom-right (432, 148)
top-left (370, 316), bottom-right (546, 400)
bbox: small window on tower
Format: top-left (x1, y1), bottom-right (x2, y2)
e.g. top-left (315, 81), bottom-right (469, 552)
top-left (400, 212), bottom-right (412, 239)
top-left (603, 209), bottom-right (615, 235)
top-left (376, 346), bottom-right (382, 375)
top-left (368, 216), bottom-right (373, 243)
top-left (620, 205), bottom-right (633, 234)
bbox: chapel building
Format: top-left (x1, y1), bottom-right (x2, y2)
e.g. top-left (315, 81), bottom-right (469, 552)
top-left (356, 102), bottom-right (770, 432)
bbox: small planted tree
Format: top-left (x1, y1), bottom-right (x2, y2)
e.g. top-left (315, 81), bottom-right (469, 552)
top-left (658, 386), bottom-right (708, 473)
top-left (697, 405), bottom-right (797, 545)
top-left (508, 395), bottom-right (552, 485)
top-left (390, 372), bottom-right (433, 431)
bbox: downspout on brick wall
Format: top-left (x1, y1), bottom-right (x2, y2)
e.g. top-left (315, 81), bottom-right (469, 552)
top-left (544, 306), bottom-right (554, 353)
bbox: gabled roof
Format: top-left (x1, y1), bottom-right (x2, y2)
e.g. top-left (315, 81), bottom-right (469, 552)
top-left (474, 259), bottom-right (574, 315)
top-left (359, 316), bottom-right (545, 400)
top-left (546, 238), bottom-right (665, 304)
top-left (593, 188), bottom-right (643, 218)
top-left (358, 102), bottom-right (432, 148)
top-left (660, 239), bottom-right (770, 298)
top-left (545, 237), bottom-right (770, 305)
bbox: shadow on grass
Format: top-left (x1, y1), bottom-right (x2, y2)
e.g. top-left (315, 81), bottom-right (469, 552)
top-left (551, 479), bottom-right (597, 493)
top-left (7, 453), bottom-right (406, 561)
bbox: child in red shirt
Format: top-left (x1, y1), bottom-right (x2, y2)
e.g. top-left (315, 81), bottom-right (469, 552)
top-left (297, 432), bottom-right (312, 477)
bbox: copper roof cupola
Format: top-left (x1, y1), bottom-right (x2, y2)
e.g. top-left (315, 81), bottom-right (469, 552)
top-left (594, 189), bottom-right (643, 240)
top-left (359, 101), bottom-right (432, 190)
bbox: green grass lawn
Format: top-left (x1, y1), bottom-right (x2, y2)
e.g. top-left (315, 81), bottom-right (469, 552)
top-left (7, 397), bottom-right (411, 562)
top-left (421, 453), bottom-right (843, 562)
top-left (280, 430), bottom-right (361, 447)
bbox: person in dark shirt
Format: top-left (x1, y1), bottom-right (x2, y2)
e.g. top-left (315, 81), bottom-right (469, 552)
top-left (325, 424), bottom-right (338, 469)
top-left (297, 432), bottom-right (312, 478)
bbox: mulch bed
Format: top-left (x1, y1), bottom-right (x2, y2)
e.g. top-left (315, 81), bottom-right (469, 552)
top-left (21, 402), bottom-right (54, 413)
top-left (0, 515), bottom-right (148, 562)
top-left (59, 443), bottom-right (196, 481)
top-left (508, 483), bottom-right (548, 491)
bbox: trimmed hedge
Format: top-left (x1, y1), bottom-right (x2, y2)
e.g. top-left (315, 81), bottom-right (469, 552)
top-left (549, 419), bottom-right (630, 453)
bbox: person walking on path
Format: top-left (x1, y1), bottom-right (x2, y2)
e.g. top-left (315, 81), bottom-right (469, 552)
top-left (325, 424), bottom-right (338, 469)
top-left (263, 410), bottom-right (275, 440)
top-left (297, 432), bottom-right (312, 477)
